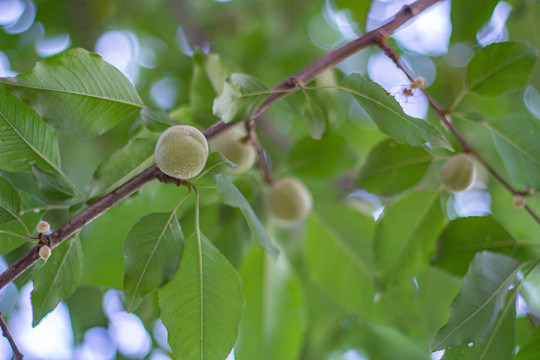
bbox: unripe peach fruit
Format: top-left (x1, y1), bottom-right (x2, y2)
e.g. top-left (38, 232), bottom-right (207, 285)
top-left (211, 128), bottom-right (256, 174)
top-left (265, 177), bottom-right (312, 227)
top-left (440, 153), bottom-right (475, 192)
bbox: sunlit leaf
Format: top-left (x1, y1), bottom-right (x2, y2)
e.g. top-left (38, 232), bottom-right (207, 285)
top-left (432, 252), bottom-right (521, 350)
top-left (123, 212), bottom-right (184, 312)
top-left (357, 139), bottom-right (433, 196)
top-left (217, 175), bottom-right (279, 258)
top-left (373, 191), bottom-right (443, 289)
top-left (342, 74), bottom-right (451, 150)
top-left (31, 234), bottom-right (83, 326)
top-left (159, 233), bottom-right (244, 360)
top-left (466, 42), bottom-right (538, 97)
top-left (432, 216), bottom-right (517, 276)
top-left (235, 247), bottom-right (306, 360)
top-left (213, 73), bottom-right (269, 123)
top-left (0, 48), bottom-right (144, 137)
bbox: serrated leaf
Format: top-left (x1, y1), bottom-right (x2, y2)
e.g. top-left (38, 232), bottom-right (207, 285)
top-left (287, 134), bottom-right (356, 178)
top-left (0, 176), bottom-right (21, 225)
top-left (373, 191), bottom-right (443, 289)
top-left (432, 252), bottom-right (521, 350)
top-left (305, 204), bottom-right (376, 315)
top-left (90, 133), bottom-right (159, 197)
top-left (357, 139), bottom-right (433, 196)
top-left (0, 48), bottom-right (144, 137)
top-left (213, 73), bottom-right (269, 123)
top-left (342, 74), bottom-right (452, 150)
top-left (466, 42), bottom-right (538, 97)
top-left (31, 234), bottom-right (83, 326)
top-left (123, 212), bottom-right (184, 312)
top-left (159, 233), bottom-right (244, 360)
top-left (235, 247), bottom-right (306, 360)
top-left (432, 216), bottom-right (517, 277)
top-left (199, 152), bottom-right (237, 175)
top-left (217, 175), bottom-right (279, 258)
top-left (450, 0), bottom-right (499, 43)
top-left (489, 114), bottom-right (540, 189)
top-left (0, 87), bottom-right (61, 173)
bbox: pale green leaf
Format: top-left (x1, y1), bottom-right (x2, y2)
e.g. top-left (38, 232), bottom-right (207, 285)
top-left (0, 176), bottom-right (20, 225)
top-left (357, 139), bottom-right (433, 196)
top-left (31, 234), bottom-right (83, 326)
top-left (373, 191), bottom-right (443, 289)
top-left (159, 233), bottom-right (244, 360)
top-left (467, 42), bottom-right (538, 97)
top-left (123, 212), bottom-right (184, 312)
top-left (432, 252), bottom-right (521, 350)
top-left (199, 152), bottom-right (237, 176)
top-left (0, 48), bottom-right (144, 137)
top-left (341, 74), bottom-right (451, 150)
top-left (0, 212), bottom-right (40, 253)
top-left (217, 175), bottom-right (279, 258)
top-left (235, 247), bottom-right (306, 360)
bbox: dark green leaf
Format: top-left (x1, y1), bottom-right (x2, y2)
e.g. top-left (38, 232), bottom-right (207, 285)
top-left (432, 216), bottom-right (517, 276)
top-left (489, 114), bottom-right (540, 189)
top-left (31, 234), bottom-right (83, 326)
top-left (159, 233), bottom-right (244, 360)
top-left (32, 167), bottom-right (76, 201)
top-left (357, 139), bottom-right (433, 196)
top-left (515, 315), bottom-right (540, 360)
top-left (213, 73), bottom-right (269, 123)
top-left (123, 212), bottom-right (184, 312)
top-left (217, 175), bottom-right (279, 258)
top-left (0, 87), bottom-right (61, 173)
top-left (90, 132), bottom-right (159, 198)
top-left (0, 48), bottom-right (144, 137)
top-left (450, 0), bottom-right (499, 43)
top-left (373, 191), bottom-right (443, 289)
top-left (432, 252), bottom-right (521, 350)
top-left (466, 42), bottom-right (538, 97)
top-left (0, 176), bottom-right (20, 225)
top-left (342, 74), bottom-right (451, 150)
top-left (305, 204), bottom-right (376, 315)
top-left (235, 247), bottom-right (306, 360)
top-left (0, 212), bottom-right (40, 253)
top-left (287, 134), bottom-right (356, 178)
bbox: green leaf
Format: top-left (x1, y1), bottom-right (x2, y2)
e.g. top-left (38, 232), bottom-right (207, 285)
top-left (373, 191), bottom-right (443, 289)
top-left (450, 0), bottom-right (499, 43)
top-left (0, 48), bottom-right (144, 137)
top-left (31, 234), bottom-right (83, 326)
top-left (489, 114), bottom-right (540, 189)
top-left (432, 216), bottom-right (517, 277)
top-left (357, 139), bottom-right (433, 196)
top-left (515, 315), bottom-right (540, 360)
top-left (235, 247), bottom-right (306, 360)
top-left (213, 73), bottom-right (269, 123)
top-left (217, 175), bottom-right (279, 258)
top-left (303, 97), bottom-right (326, 140)
top-left (90, 133), bottom-right (159, 198)
top-left (199, 152), bottom-right (237, 176)
top-left (138, 107), bottom-right (178, 133)
top-left (0, 87), bottom-right (61, 173)
top-left (305, 204), bottom-right (376, 315)
top-left (334, 0), bottom-right (371, 29)
top-left (0, 176), bottom-right (21, 225)
top-left (441, 293), bottom-right (516, 360)
top-left (466, 42), bottom-right (538, 97)
top-left (287, 134), bottom-right (356, 178)
top-left (432, 252), bottom-right (521, 350)
top-left (32, 167), bottom-right (76, 201)
top-left (191, 52), bottom-right (235, 127)
top-left (0, 212), bottom-right (41, 253)
top-left (159, 233), bottom-right (244, 360)
top-left (123, 212), bottom-right (184, 312)
top-left (341, 74), bottom-right (451, 150)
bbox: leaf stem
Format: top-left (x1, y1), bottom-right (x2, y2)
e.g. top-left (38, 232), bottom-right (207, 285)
top-left (0, 313), bottom-right (24, 360)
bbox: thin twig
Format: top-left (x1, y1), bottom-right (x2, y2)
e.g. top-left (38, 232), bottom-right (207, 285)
top-left (245, 119), bottom-right (273, 184)
top-left (376, 40), bottom-right (540, 225)
top-left (0, 313), bottom-right (24, 360)
top-left (0, 0), bottom-right (443, 291)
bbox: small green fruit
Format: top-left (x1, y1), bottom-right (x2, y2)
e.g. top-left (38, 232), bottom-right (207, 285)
top-left (440, 153), bottom-right (475, 192)
top-left (155, 125), bottom-right (209, 179)
top-left (211, 128), bottom-right (256, 174)
top-left (265, 177), bottom-right (313, 227)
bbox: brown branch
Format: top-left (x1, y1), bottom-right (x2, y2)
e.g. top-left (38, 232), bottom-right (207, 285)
top-left (0, 0), bottom-right (442, 291)
top-left (0, 313), bottom-right (23, 360)
top-left (245, 119), bottom-right (274, 185)
top-left (377, 40), bottom-right (540, 225)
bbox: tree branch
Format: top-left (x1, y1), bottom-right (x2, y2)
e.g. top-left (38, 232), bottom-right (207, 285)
top-left (0, 313), bottom-right (23, 360)
top-left (0, 0), bottom-right (442, 291)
